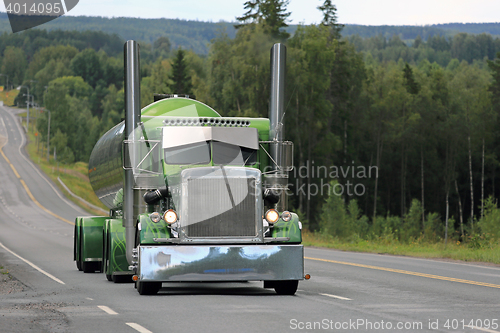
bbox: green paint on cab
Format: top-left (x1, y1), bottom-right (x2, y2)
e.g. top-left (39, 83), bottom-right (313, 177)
top-left (138, 213), bottom-right (170, 244)
top-left (271, 213), bottom-right (302, 243)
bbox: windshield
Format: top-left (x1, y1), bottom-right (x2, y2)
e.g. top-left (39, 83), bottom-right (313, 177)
top-left (164, 142), bottom-right (211, 165)
top-left (164, 141), bottom-right (257, 166)
top-left (212, 141), bottom-right (257, 165)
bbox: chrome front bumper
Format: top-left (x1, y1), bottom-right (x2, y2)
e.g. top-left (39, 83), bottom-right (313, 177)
top-left (138, 244), bottom-right (304, 282)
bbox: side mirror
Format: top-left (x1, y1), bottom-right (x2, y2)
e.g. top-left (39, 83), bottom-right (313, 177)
top-left (268, 141), bottom-right (293, 172)
top-left (123, 140), bottom-right (132, 169)
top-left (280, 141), bottom-right (294, 172)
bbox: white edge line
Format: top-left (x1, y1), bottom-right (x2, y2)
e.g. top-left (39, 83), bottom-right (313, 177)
top-left (320, 293), bottom-right (352, 301)
top-left (126, 323), bottom-right (154, 333)
top-left (57, 177), bottom-right (108, 214)
top-left (0, 117), bottom-right (6, 135)
top-left (465, 325), bottom-right (500, 333)
top-left (0, 111), bottom-right (9, 145)
top-left (0, 241), bottom-right (65, 285)
top-left (98, 305), bottom-right (118, 315)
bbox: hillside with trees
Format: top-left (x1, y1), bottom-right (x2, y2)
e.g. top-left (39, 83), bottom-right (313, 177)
top-left (1, 1), bottom-right (500, 248)
top-left (0, 12), bottom-right (237, 55)
top-left (1, 12), bottom-right (500, 54)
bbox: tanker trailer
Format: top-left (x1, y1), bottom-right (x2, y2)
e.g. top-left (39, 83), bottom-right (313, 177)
top-left (74, 41), bottom-right (305, 295)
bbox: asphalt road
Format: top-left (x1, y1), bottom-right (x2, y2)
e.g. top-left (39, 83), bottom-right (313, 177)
top-left (1, 104), bottom-right (499, 333)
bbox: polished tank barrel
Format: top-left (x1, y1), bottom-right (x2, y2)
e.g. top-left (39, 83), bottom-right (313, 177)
top-left (88, 122), bottom-right (125, 210)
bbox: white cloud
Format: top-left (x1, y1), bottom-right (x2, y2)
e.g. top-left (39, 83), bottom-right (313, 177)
top-left (335, 0), bottom-right (500, 25)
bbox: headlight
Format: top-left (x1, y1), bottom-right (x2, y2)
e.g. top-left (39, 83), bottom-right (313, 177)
top-left (149, 212), bottom-right (161, 223)
top-left (281, 211), bottom-right (292, 222)
top-left (265, 209), bottom-right (280, 224)
top-left (163, 209), bottom-right (178, 224)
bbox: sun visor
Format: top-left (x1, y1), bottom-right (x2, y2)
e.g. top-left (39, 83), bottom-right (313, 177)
top-left (163, 126), bottom-right (259, 150)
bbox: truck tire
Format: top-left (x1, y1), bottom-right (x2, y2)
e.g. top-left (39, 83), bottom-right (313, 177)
top-left (74, 224), bottom-right (81, 271)
top-left (274, 280), bottom-right (298, 295)
top-left (83, 262), bottom-right (101, 273)
top-left (137, 281), bottom-right (161, 295)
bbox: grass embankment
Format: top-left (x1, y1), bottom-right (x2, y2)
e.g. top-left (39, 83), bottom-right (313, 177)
top-left (22, 122), bottom-right (107, 216)
top-left (0, 89), bottom-right (19, 106)
top-left (303, 230), bottom-right (500, 265)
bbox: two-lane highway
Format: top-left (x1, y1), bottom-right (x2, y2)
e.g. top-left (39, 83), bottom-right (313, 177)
top-left (1, 104), bottom-right (499, 333)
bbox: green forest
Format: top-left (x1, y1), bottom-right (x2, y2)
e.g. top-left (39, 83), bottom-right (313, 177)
top-left (2, 0), bottom-right (500, 247)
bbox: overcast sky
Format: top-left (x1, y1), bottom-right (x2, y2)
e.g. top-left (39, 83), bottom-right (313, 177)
top-left (3, 0), bottom-right (500, 26)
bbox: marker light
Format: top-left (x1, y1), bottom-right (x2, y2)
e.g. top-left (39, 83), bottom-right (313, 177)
top-left (265, 209), bottom-right (280, 224)
top-left (163, 209), bottom-right (178, 224)
top-left (281, 211), bottom-right (292, 222)
top-left (149, 212), bottom-right (161, 223)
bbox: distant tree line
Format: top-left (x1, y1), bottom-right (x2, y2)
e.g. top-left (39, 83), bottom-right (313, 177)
top-left (349, 32), bottom-right (500, 66)
top-left (0, 13), bottom-right (238, 55)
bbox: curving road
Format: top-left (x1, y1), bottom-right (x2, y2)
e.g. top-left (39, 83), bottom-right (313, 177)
top-left (0, 104), bottom-right (499, 333)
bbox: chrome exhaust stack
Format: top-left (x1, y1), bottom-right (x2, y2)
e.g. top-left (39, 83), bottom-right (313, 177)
top-left (124, 40), bottom-right (141, 265)
top-left (267, 43), bottom-right (292, 212)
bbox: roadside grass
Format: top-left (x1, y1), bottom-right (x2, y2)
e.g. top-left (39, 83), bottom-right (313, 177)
top-left (23, 123), bottom-right (107, 216)
top-left (0, 89), bottom-right (19, 106)
top-left (0, 266), bottom-right (8, 274)
top-left (303, 230), bottom-right (500, 265)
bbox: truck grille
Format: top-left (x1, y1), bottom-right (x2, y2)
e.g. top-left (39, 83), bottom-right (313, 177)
top-left (180, 167), bottom-right (261, 238)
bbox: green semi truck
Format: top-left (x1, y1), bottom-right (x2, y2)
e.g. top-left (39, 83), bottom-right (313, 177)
top-left (74, 40), bottom-right (305, 295)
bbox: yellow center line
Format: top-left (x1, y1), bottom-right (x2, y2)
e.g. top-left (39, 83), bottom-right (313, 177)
top-left (1, 147), bottom-right (74, 226)
top-left (305, 256), bottom-right (500, 289)
top-left (1, 148), bottom-right (21, 178)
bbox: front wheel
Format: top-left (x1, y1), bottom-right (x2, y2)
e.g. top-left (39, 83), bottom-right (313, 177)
top-left (137, 281), bottom-right (161, 295)
top-left (113, 275), bottom-right (134, 283)
top-left (274, 280), bottom-right (298, 295)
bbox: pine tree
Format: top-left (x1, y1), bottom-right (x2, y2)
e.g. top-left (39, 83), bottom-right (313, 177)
top-left (260, 0), bottom-right (291, 39)
top-left (235, 0), bottom-right (291, 39)
top-left (235, 0), bottom-right (261, 27)
top-left (169, 49), bottom-right (193, 95)
top-left (403, 63), bottom-right (420, 95)
top-left (317, 0), bottom-right (343, 38)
